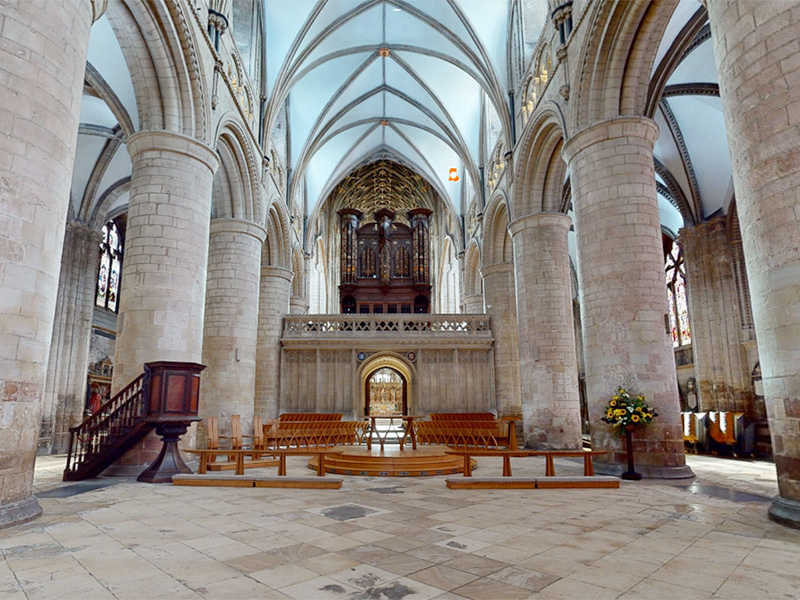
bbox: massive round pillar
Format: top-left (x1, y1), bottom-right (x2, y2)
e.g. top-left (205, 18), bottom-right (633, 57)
top-left (707, 0), bottom-right (800, 527)
top-left (480, 263), bottom-right (522, 417)
top-left (112, 132), bottom-right (219, 391)
top-left (563, 116), bottom-right (692, 478)
top-left (462, 294), bottom-right (484, 314)
top-left (0, 0), bottom-right (106, 527)
top-left (254, 266), bottom-right (293, 418)
top-left (510, 213), bottom-right (582, 449)
top-left (200, 219), bottom-right (266, 438)
top-left (110, 131), bottom-right (217, 470)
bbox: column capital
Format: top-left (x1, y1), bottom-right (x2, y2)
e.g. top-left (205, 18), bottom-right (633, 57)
top-left (127, 130), bottom-right (220, 174)
top-left (65, 219), bottom-right (103, 243)
top-left (677, 215), bottom-right (726, 247)
top-left (261, 265), bottom-right (294, 282)
top-left (562, 116), bottom-right (659, 163)
top-left (90, 0), bottom-right (108, 22)
top-left (508, 212), bottom-right (571, 237)
top-left (480, 261), bottom-right (514, 278)
top-left (289, 296), bottom-right (310, 314)
top-left (209, 218), bottom-right (267, 243)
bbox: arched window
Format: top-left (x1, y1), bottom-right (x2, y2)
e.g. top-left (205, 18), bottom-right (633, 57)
top-left (96, 219), bottom-right (123, 313)
top-left (665, 238), bottom-right (690, 347)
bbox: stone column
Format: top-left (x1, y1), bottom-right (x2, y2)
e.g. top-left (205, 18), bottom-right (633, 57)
top-left (0, 0), bottom-right (106, 527)
top-left (289, 296), bottom-right (309, 314)
top-left (679, 219), bottom-right (752, 414)
top-left (110, 131), bottom-right (217, 470)
top-left (509, 213), bottom-right (582, 449)
top-left (563, 116), bottom-right (691, 478)
top-left (707, 0), bottom-right (800, 527)
top-left (462, 293), bottom-right (484, 314)
top-left (481, 263), bottom-right (522, 417)
top-left (200, 219), bottom-right (266, 440)
top-left (254, 266), bottom-right (292, 418)
top-left (112, 131), bottom-right (219, 390)
top-left (41, 223), bottom-right (102, 455)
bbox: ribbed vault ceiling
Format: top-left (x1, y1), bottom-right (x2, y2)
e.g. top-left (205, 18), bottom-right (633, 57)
top-left (264, 0), bottom-right (516, 219)
top-left (329, 160), bottom-right (437, 226)
top-left (651, 0), bottom-right (730, 234)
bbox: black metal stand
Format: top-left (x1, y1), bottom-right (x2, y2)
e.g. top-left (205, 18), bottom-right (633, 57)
top-left (138, 421), bottom-right (195, 483)
top-left (620, 426), bottom-right (642, 480)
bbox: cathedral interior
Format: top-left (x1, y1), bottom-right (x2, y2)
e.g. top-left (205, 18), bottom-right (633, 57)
top-left (1, 0), bottom-right (800, 597)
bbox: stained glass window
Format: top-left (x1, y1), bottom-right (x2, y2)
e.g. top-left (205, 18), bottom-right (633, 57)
top-left (96, 219), bottom-right (123, 312)
top-left (665, 239), bottom-right (691, 347)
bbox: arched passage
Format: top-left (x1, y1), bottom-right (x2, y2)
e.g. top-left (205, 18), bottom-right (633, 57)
top-left (357, 353), bottom-right (415, 417)
top-left (365, 368), bottom-right (407, 416)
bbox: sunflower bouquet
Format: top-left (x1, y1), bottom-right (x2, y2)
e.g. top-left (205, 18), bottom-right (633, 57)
top-left (601, 385), bottom-right (658, 430)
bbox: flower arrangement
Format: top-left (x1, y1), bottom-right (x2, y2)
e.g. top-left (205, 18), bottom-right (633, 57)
top-left (601, 385), bottom-right (658, 430)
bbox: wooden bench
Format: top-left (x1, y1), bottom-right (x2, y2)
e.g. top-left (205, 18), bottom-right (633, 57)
top-left (415, 413), bottom-right (518, 450)
top-left (179, 447), bottom-right (345, 487)
top-left (267, 420), bottom-right (368, 449)
top-left (278, 413), bottom-right (343, 422)
top-left (444, 449), bottom-right (609, 478)
top-left (272, 448), bottom-right (345, 477)
top-left (185, 448), bottom-right (279, 475)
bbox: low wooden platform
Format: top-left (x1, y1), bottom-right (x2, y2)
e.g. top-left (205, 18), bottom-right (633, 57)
top-left (310, 444), bottom-right (475, 477)
top-left (446, 476), bottom-right (620, 490)
top-left (172, 474), bottom-right (343, 489)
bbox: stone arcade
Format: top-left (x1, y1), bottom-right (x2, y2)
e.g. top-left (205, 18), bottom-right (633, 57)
top-left (2, 0), bottom-right (800, 594)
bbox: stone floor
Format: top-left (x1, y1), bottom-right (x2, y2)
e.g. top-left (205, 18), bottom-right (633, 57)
top-left (2, 454), bottom-right (799, 599)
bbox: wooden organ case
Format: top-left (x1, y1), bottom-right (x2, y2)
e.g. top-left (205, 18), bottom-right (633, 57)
top-left (339, 207), bottom-right (432, 314)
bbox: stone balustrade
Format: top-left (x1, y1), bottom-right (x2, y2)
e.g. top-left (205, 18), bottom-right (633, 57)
top-left (282, 314), bottom-right (492, 337)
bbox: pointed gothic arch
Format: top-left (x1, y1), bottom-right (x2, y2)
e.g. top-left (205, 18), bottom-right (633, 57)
top-left (572, 0), bottom-right (678, 129)
top-left (482, 193), bottom-right (513, 266)
top-left (513, 108), bottom-right (567, 217)
top-left (105, 0), bottom-right (208, 138)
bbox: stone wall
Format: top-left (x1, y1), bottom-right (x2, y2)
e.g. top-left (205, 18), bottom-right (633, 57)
top-left (280, 315), bottom-right (496, 418)
top-left (281, 347), bottom-right (495, 418)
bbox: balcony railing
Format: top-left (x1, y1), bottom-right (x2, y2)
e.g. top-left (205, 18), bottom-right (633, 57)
top-left (283, 314), bottom-right (492, 336)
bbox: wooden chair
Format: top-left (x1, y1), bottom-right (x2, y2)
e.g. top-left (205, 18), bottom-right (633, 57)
top-left (243, 416), bottom-right (268, 458)
top-left (203, 416), bottom-right (220, 464)
top-left (263, 418), bottom-right (279, 448)
top-left (205, 414), bottom-right (279, 472)
top-left (205, 416), bottom-right (220, 450)
top-left (216, 415), bottom-right (242, 462)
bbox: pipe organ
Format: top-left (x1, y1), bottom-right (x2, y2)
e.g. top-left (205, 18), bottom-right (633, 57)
top-left (338, 208), bottom-right (432, 314)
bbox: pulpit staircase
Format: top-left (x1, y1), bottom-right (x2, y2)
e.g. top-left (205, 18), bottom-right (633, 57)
top-left (63, 373), bottom-right (154, 481)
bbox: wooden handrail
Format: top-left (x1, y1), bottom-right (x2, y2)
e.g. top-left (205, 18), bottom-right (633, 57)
top-left (63, 373), bottom-right (149, 481)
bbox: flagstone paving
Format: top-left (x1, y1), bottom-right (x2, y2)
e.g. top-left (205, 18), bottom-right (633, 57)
top-left (1, 454), bottom-right (797, 599)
